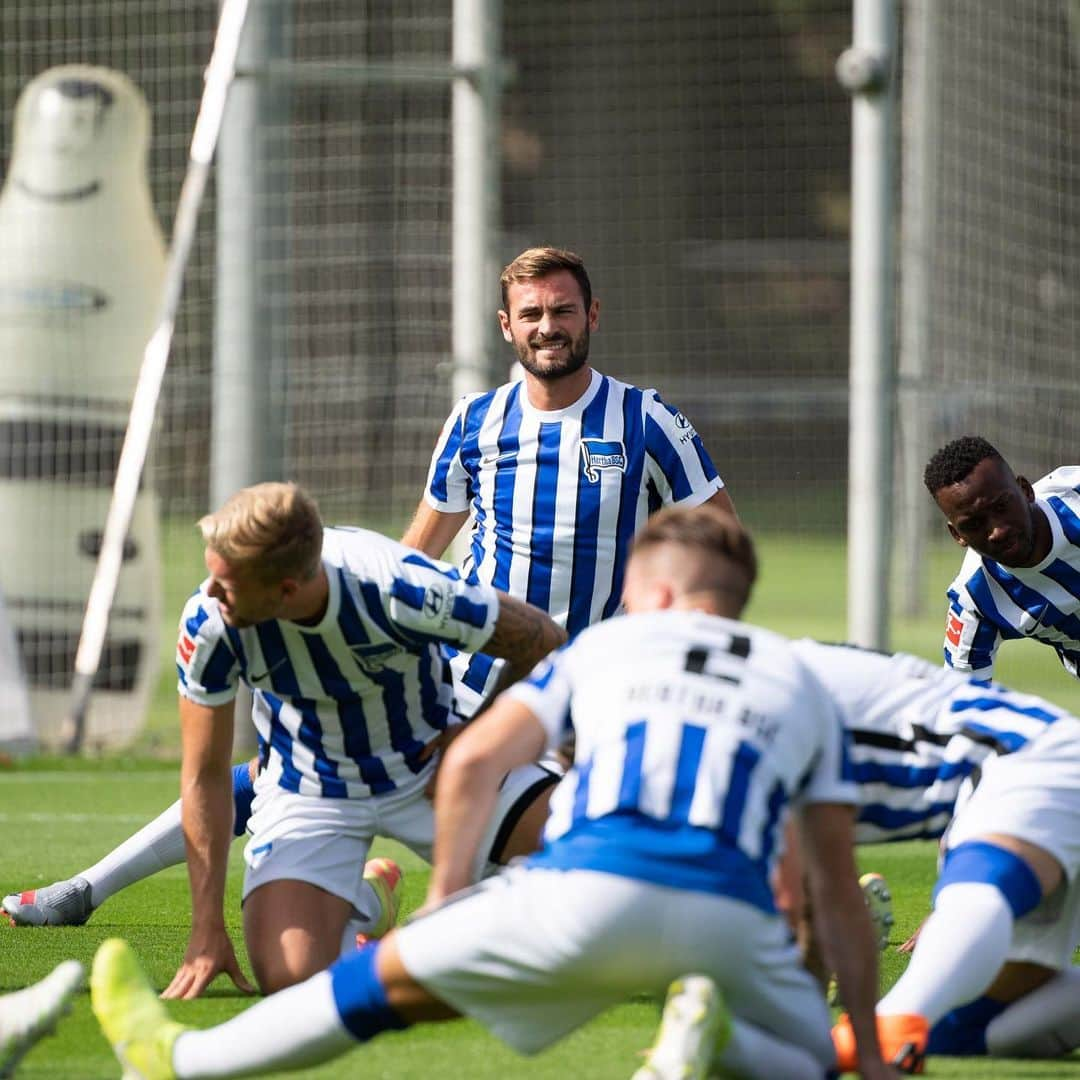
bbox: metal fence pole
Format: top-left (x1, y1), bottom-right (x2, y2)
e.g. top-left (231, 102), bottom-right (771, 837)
top-left (897, 0), bottom-right (938, 617)
top-left (450, 0), bottom-right (502, 565)
top-left (213, 0), bottom-right (292, 754)
top-left (839, 0), bottom-right (897, 649)
top-left (212, 0), bottom-right (291, 505)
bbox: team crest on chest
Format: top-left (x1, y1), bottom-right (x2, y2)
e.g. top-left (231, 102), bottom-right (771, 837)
top-left (580, 439), bottom-right (627, 483)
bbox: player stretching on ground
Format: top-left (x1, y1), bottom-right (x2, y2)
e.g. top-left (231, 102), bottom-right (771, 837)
top-left (776, 641), bottom-right (1080, 1062)
top-left (90, 506), bottom-right (894, 1080)
top-left (5, 246), bottom-right (732, 936)
top-left (924, 435), bottom-right (1080, 683)
top-left (111, 483), bottom-right (564, 1003)
top-left (819, 641), bottom-right (1080, 1068)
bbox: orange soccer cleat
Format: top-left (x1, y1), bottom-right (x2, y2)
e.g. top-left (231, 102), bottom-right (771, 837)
top-left (832, 1011), bottom-right (928, 1075)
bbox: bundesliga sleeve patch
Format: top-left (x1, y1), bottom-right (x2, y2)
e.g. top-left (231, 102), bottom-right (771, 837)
top-left (177, 632), bottom-right (196, 664)
top-left (946, 614), bottom-right (964, 647)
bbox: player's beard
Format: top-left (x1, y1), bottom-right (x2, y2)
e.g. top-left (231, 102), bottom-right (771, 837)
top-left (513, 326), bottom-right (590, 381)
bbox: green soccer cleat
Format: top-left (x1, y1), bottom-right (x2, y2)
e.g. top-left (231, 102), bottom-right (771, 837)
top-left (91, 938), bottom-right (187, 1080)
top-left (0, 959), bottom-right (84, 1078)
top-left (632, 974), bottom-right (731, 1080)
top-left (859, 871), bottom-right (895, 952)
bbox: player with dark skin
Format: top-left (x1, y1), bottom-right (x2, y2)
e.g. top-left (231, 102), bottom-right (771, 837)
top-left (929, 453), bottom-right (1052, 569)
top-left (912, 438), bottom-right (1070, 1017)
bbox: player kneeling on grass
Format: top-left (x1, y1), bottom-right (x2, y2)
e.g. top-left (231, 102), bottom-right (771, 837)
top-left (90, 506), bottom-right (896, 1080)
top-left (22, 482), bottom-right (564, 1006)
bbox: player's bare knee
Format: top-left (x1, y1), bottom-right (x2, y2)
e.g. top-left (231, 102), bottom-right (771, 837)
top-left (248, 941), bottom-right (330, 995)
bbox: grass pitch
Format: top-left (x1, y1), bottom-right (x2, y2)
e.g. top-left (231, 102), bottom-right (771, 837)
top-left (2, 766), bottom-right (1079, 1077)
top-left (7, 525), bottom-right (1080, 1075)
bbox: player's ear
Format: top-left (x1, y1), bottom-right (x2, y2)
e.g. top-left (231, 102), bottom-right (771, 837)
top-left (498, 309), bottom-right (512, 342)
top-left (946, 521), bottom-right (967, 547)
top-left (1017, 475), bottom-right (1036, 502)
top-left (587, 298), bottom-right (600, 331)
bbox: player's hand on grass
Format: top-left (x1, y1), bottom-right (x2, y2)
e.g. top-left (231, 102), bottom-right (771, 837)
top-left (897, 914), bottom-right (927, 954)
top-left (162, 925), bottom-right (256, 999)
top-left (419, 723), bottom-right (468, 799)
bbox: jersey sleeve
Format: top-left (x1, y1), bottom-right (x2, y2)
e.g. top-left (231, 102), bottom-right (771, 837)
top-left (423, 396), bottom-right (474, 513)
top-left (502, 649), bottom-right (574, 752)
top-left (942, 579), bottom-right (1001, 683)
top-left (175, 588), bottom-right (240, 707)
top-left (793, 665), bottom-right (859, 807)
top-left (384, 548), bottom-right (498, 652)
top-left (641, 391), bottom-right (724, 507)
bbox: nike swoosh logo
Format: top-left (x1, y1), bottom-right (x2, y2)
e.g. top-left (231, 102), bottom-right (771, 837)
top-left (480, 451), bottom-right (517, 468)
top-left (249, 656), bottom-right (288, 682)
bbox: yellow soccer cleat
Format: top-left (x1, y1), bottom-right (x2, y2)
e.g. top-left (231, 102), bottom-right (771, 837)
top-left (632, 975), bottom-right (731, 1080)
top-left (355, 857), bottom-right (404, 947)
top-left (91, 938), bottom-right (186, 1080)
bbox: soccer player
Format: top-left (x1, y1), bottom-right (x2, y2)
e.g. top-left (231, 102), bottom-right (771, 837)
top-left (401, 245), bottom-right (734, 715)
top-left (90, 506), bottom-right (893, 1080)
top-left (924, 435), bottom-right (1080, 683)
top-left (139, 482), bottom-right (566, 1002)
top-left (4, 245), bottom-right (730, 928)
top-left (822, 641), bottom-right (1080, 1068)
top-left (0, 960), bottom-right (83, 1076)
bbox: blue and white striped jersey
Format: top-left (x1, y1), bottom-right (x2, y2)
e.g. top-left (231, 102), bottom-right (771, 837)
top-left (943, 467), bottom-right (1080, 683)
top-left (790, 640), bottom-right (1078, 844)
top-left (425, 369), bottom-right (723, 708)
top-left (507, 612), bottom-right (855, 910)
top-left (175, 528), bottom-right (498, 799)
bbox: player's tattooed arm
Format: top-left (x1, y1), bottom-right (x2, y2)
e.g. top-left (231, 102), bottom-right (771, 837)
top-left (483, 592), bottom-right (567, 684)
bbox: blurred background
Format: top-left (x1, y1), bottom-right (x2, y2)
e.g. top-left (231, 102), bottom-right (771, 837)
top-left (0, 0), bottom-right (1077, 751)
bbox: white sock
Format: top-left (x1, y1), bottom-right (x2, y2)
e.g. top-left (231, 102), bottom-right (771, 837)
top-left (714, 1018), bottom-right (825, 1080)
top-left (82, 799), bottom-right (190, 907)
top-left (987, 967), bottom-right (1080, 1057)
top-left (174, 971), bottom-right (354, 1078)
top-left (877, 882), bottom-right (1013, 1024)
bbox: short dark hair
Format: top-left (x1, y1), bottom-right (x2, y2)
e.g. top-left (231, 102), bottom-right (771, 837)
top-left (923, 436), bottom-right (1004, 495)
top-left (499, 247), bottom-right (592, 312)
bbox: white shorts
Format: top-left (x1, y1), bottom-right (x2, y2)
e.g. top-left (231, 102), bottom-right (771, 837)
top-left (396, 865), bottom-right (834, 1061)
top-left (242, 763), bottom-right (560, 910)
top-left (944, 731), bottom-right (1080, 968)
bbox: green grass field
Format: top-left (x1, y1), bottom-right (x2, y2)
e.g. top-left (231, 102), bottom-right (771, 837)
top-left (6, 522), bottom-right (1080, 1076)
top-left (2, 768), bottom-right (1079, 1077)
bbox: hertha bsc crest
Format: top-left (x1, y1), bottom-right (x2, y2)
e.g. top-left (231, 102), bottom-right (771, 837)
top-left (580, 439), bottom-right (627, 483)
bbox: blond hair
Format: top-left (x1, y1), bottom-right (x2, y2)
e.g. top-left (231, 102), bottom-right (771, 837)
top-left (499, 246), bottom-right (592, 311)
top-left (198, 482), bottom-right (323, 584)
